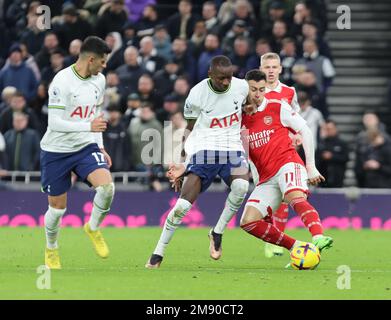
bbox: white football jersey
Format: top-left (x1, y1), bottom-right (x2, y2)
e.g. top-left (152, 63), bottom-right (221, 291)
top-left (40, 65), bottom-right (106, 153)
top-left (183, 77), bottom-right (249, 156)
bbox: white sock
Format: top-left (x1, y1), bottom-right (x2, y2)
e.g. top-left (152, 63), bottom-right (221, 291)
top-left (89, 183), bottom-right (114, 231)
top-left (214, 179), bottom-right (249, 234)
top-left (44, 206), bottom-right (66, 249)
top-left (153, 198), bottom-right (192, 257)
top-left (312, 234), bottom-right (323, 241)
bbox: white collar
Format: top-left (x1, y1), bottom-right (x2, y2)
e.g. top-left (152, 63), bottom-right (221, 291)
top-left (266, 81), bottom-right (282, 93)
top-left (257, 98), bottom-right (269, 112)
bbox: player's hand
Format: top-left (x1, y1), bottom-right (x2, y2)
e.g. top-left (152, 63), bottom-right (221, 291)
top-left (291, 134), bottom-right (302, 147)
top-left (242, 102), bottom-right (257, 115)
top-left (91, 114), bottom-right (107, 132)
top-left (100, 148), bottom-right (112, 168)
top-left (166, 163), bottom-right (186, 192)
top-left (306, 166), bottom-right (325, 186)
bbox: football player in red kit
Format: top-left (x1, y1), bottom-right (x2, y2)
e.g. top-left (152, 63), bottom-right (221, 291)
top-left (257, 52), bottom-right (301, 257)
top-left (240, 69), bottom-right (333, 260)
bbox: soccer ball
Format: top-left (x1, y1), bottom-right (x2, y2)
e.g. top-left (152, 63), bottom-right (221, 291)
top-left (290, 243), bottom-right (320, 270)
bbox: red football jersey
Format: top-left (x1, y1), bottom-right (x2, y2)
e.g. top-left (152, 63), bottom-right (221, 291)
top-left (265, 81), bottom-right (299, 112)
top-left (242, 98), bottom-right (306, 184)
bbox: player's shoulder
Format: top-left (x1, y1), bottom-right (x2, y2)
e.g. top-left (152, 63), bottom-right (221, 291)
top-left (231, 77), bottom-right (249, 90)
top-left (280, 82), bottom-right (297, 94)
top-left (95, 72), bottom-right (106, 86)
top-left (51, 65), bottom-right (73, 84)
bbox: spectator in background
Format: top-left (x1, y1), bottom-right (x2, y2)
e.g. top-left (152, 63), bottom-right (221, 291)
top-left (355, 111), bottom-right (390, 187)
top-left (202, 1), bottom-right (220, 34)
top-left (63, 39), bottom-right (82, 67)
top-left (122, 21), bottom-right (139, 48)
top-left (29, 81), bottom-right (48, 138)
top-left (255, 38), bottom-right (272, 58)
top-left (165, 0), bottom-right (200, 41)
top-left (0, 44), bottom-right (38, 102)
top-left (220, 0), bottom-right (256, 39)
top-left (103, 103), bottom-right (132, 172)
top-left (0, 91), bottom-right (39, 134)
top-left (104, 70), bottom-right (127, 111)
top-left (163, 111), bottom-right (187, 167)
top-left (4, 111), bottom-right (40, 171)
top-left (153, 25), bottom-right (172, 61)
top-left (229, 36), bottom-right (258, 78)
top-left (125, 0), bottom-right (156, 23)
top-left (280, 37), bottom-right (298, 86)
top-left (104, 32), bottom-right (124, 73)
top-left (317, 120), bottom-right (349, 188)
top-left (115, 46), bottom-right (147, 98)
top-left (128, 103), bottom-right (164, 191)
top-left (153, 59), bottom-right (181, 97)
top-left (40, 49), bottom-right (66, 84)
top-left (217, 0), bottom-right (236, 26)
top-left (171, 76), bottom-right (190, 108)
top-left (20, 43), bottom-right (41, 82)
top-left (156, 94), bottom-right (181, 124)
top-left (295, 39), bottom-right (336, 114)
top-left (35, 32), bottom-right (61, 70)
top-left (258, 0), bottom-right (291, 39)
top-left (138, 36), bottom-right (166, 73)
top-left (222, 19), bottom-right (251, 55)
top-left (197, 33), bottom-right (222, 82)
top-left (136, 73), bottom-right (163, 110)
top-left (298, 90), bottom-right (324, 150)
top-left (291, 0), bottom-right (317, 37)
top-left (300, 20), bottom-right (332, 59)
top-left (122, 93), bottom-right (142, 127)
top-left (96, 0), bottom-right (128, 39)
top-left (19, 10), bottom-right (46, 56)
top-left (270, 19), bottom-right (289, 53)
top-left (189, 20), bottom-right (208, 61)
top-left (53, 3), bottom-right (93, 51)
top-left (0, 86), bottom-right (17, 114)
top-left (355, 128), bottom-right (391, 188)
top-left (171, 38), bottom-right (196, 85)
top-left (292, 66), bottom-right (324, 116)
top-left (136, 4), bottom-right (160, 38)
top-left (0, 131), bottom-right (7, 181)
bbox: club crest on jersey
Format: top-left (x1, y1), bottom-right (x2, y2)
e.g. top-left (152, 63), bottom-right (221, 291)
top-left (210, 112), bottom-right (240, 128)
top-left (264, 116), bottom-right (273, 125)
top-left (71, 105), bottom-right (97, 118)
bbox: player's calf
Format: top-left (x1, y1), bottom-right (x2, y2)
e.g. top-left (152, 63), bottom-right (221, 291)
top-left (89, 182), bottom-right (115, 231)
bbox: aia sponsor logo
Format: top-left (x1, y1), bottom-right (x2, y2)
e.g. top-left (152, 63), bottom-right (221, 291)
top-left (70, 105), bottom-right (97, 118)
top-left (210, 112), bottom-right (240, 128)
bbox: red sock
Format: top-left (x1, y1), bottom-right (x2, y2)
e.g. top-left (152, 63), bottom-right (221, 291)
top-left (241, 219), bottom-right (296, 250)
top-left (290, 197), bottom-right (323, 237)
top-left (273, 203), bottom-right (289, 231)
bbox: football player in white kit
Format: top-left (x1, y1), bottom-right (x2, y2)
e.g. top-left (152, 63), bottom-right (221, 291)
top-left (40, 36), bottom-right (114, 269)
top-left (146, 56), bottom-right (250, 268)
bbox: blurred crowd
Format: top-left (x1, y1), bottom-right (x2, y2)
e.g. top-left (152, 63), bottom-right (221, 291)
top-left (0, 0), bottom-right (389, 189)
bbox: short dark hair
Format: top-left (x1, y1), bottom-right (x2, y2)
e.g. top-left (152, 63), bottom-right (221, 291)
top-left (80, 36), bottom-right (111, 56)
top-left (210, 55), bottom-right (232, 70)
top-left (245, 69), bottom-right (267, 82)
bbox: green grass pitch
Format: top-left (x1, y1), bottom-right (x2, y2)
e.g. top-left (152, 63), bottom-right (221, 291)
top-left (0, 227), bottom-right (390, 299)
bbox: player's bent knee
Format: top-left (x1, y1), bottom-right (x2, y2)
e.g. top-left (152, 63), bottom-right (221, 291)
top-left (231, 178), bottom-right (249, 197)
top-left (46, 206), bottom-right (66, 219)
top-left (95, 182), bottom-right (115, 209)
top-left (167, 198), bottom-right (192, 226)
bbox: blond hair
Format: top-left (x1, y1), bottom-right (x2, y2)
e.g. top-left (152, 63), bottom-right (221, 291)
top-left (260, 52), bottom-right (281, 66)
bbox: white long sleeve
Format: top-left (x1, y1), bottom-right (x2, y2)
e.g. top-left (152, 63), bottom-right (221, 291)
top-left (299, 124), bottom-right (321, 179)
top-left (48, 108), bottom-right (91, 132)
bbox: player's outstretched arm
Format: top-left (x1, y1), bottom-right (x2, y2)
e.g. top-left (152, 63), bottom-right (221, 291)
top-left (299, 124), bottom-right (325, 186)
